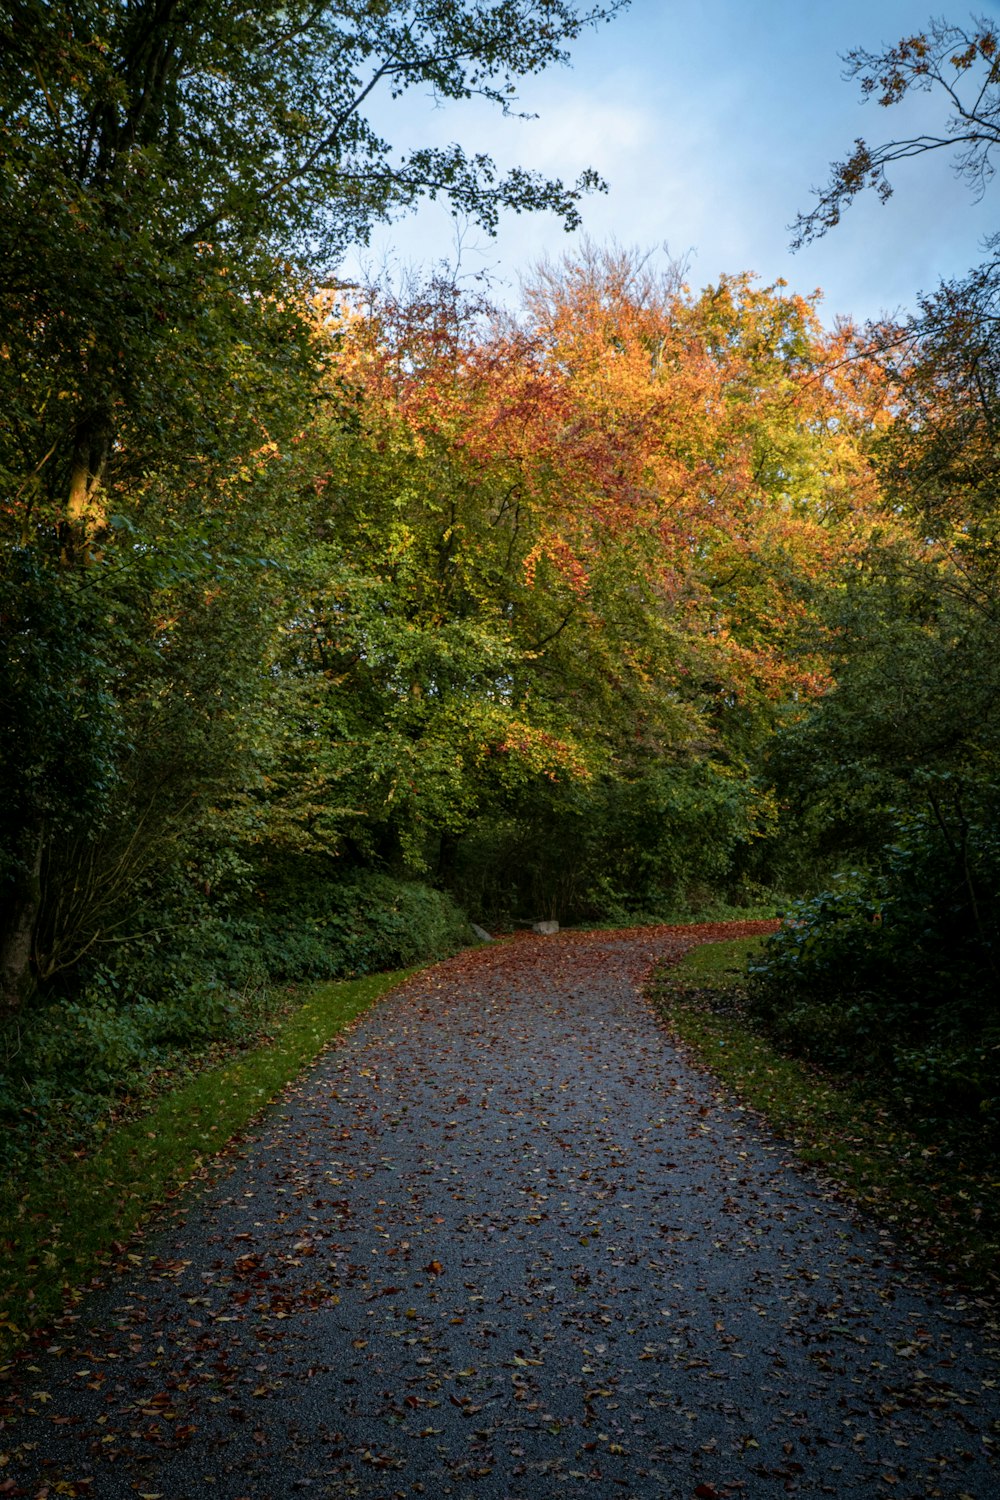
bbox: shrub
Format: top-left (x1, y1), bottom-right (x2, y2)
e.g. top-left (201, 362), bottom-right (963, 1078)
top-left (240, 864), bottom-right (473, 979)
top-left (0, 869), bottom-right (472, 1172)
top-left (748, 778), bottom-right (1000, 1142)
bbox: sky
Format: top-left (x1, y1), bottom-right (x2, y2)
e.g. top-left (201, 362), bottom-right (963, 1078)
top-left (341, 0), bottom-right (1000, 326)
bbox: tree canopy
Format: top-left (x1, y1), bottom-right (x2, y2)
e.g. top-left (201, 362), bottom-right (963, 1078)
top-left (0, 0), bottom-right (622, 549)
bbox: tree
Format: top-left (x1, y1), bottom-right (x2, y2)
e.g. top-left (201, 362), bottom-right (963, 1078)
top-left (866, 257), bottom-right (1000, 598)
top-left (792, 15), bottom-right (1000, 247)
top-left (1, 0), bottom-right (624, 546)
top-left (519, 245), bottom-right (889, 714)
top-left (756, 180), bottom-right (1000, 1099)
top-left (263, 256), bottom-right (890, 922)
top-left (263, 279), bottom-right (612, 884)
top-left (0, 0), bottom-right (627, 1007)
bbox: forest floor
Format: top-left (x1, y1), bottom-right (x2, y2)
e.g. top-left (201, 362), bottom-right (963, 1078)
top-left (1, 923), bottom-right (998, 1499)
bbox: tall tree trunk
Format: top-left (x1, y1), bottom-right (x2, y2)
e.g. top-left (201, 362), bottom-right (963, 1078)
top-left (0, 833), bottom-right (43, 1011)
top-left (64, 414), bottom-right (109, 559)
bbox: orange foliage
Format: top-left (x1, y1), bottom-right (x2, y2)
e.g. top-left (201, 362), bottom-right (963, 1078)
top-left (324, 249), bottom-right (892, 711)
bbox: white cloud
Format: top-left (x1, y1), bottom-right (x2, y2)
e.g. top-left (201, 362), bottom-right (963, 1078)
top-left (340, 0), bottom-right (1000, 325)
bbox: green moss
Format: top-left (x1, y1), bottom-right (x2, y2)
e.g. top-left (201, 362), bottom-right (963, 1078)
top-left (0, 970), bottom-right (404, 1354)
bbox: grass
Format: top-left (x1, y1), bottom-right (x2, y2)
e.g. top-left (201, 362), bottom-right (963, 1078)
top-left (0, 969), bottom-right (405, 1356)
top-left (648, 936), bottom-right (1000, 1297)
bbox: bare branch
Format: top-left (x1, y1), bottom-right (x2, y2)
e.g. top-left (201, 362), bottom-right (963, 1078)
top-left (792, 16), bottom-right (1000, 247)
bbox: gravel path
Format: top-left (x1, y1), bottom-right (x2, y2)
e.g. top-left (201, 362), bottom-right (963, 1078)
top-left (2, 925), bottom-right (998, 1499)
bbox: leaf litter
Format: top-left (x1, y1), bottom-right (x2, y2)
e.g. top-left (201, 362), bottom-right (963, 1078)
top-left (0, 922), bottom-right (998, 1498)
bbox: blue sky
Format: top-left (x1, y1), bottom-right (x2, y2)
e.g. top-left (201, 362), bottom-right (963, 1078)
top-left (343, 1), bottom-right (1000, 325)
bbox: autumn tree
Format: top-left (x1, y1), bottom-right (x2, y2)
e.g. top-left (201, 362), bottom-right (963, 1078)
top-left (520, 245), bottom-right (889, 707)
top-left (266, 253), bottom-right (890, 921)
top-left (259, 282), bottom-right (609, 886)
top-left (0, 0), bottom-right (626, 1007)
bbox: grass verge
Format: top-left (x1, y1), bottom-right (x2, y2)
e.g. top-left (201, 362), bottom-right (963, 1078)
top-left (0, 969), bottom-right (405, 1356)
top-left (648, 936), bottom-right (1000, 1298)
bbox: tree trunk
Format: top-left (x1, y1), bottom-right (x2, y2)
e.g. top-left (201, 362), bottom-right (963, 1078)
top-left (0, 833), bottom-right (43, 1010)
top-left (63, 415), bottom-right (109, 559)
top-left (436, 829), bottom-right (460, 882)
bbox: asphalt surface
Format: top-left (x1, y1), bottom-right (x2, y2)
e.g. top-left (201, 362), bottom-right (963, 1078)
top-left (2, 925), bottom-right (998, 1499)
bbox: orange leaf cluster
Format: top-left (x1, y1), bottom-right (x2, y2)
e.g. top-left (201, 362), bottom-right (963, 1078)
top-left (323, 248), bottom-right (892, 712)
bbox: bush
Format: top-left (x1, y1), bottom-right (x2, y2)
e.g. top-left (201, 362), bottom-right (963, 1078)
top-left (748, 779), bottom-right (1000, 1142)
top-left (0, 868), bottom-right (472, 1172)
top-left (238, 864), bottom-right (473, 979)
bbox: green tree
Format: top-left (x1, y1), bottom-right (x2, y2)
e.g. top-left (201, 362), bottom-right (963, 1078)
top-left (751, 261), bottom-right (1000, 1114)
top-left (1, 0), bottom-right (621, 542)
top-left (1, 0), bottom-right (626, 1007)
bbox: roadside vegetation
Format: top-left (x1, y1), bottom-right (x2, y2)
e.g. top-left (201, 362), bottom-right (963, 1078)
top-left (0, 967), bottom-right (411, 1356)
top-left (650, 937), bottom-right (1000, 1295)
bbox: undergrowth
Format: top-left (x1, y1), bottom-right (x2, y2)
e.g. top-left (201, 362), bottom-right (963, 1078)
top-left (0, 873), bottom-right (471, 1175)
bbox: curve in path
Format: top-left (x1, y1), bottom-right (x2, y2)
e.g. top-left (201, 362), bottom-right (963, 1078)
top-left (2, 924), bottom-right (998, 1499)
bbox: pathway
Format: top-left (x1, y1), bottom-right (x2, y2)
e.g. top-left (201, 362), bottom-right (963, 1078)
top-left (2, 925), bottom-right (998, 1498)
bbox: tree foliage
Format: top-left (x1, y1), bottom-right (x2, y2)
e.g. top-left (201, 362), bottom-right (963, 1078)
top-left (751, 257), bottom-right (1000, 1124)
top-left (253, 252), bottom-right (888, 921)
top-left (0, 0), bottom-right (625, 1008)
top-left (1, 0), bottom-right (621, 544)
